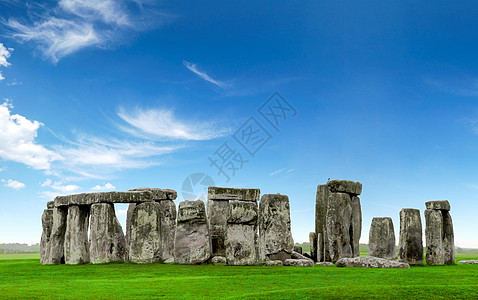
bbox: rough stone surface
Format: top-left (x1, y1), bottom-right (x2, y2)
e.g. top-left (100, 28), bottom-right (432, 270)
top-left (227, 200), bottom-right (258, 225)
top-left (265, 260), bottom-right (283, 266)
top-left (128, 202), bottom-right (162, 263)
top-left (89, 203), bottom-right (127, 264)
top-left (174, 200), bottom-right (211, 264)
top-left (327, 180), bottom-right (362, 195)
top-left (425, 200), bottom-right (450, 211)
top-left (64, 205), bottom-right (90, 264)
top-left (458, 260), bottom-right (478, 264)
top-left (129, 187), bottom-right (177, 200)
top-left (55, 191), bottom-right (153, 207)
top-left (125, 203), bottom-right (136, 247)
top-left (207, 199), bottom-right (229, 257)
top-left (225, 224), bottom-right (257, 265)
top-left (369, 217), bottom-right (395, 260)
top-left (47, 207), bottom-right (68, 264)
top-left (309, 232), bottom-right (316, 261)
top-left (326, 192), bottom-right (354, 263)
top-left (208, 187), bottom-right (260, 201)
top-left (443, 211), bottom-right (455, 265)
top-left (47, 201), bottom-right (54, 209)
top-left (316, 262), bottom-right (334, 266)
top-left (258, 194), bottom-right (294, 262)
top-left (351, 196), bottom-right (362, 257)
top-left (315, 185), bottom-right (330, 262)
top-left (211, 256), bottom-right (227, 264)
top-left (336, 256), bottom-right (410, 269)
top-left (283, 259), bottom-right (314, 267)
top-left (425, 209), bottom-right (445, 265)
top-left (158, 200), bottom-right (176, 260)
top-left (398, 208), bottom-right (423, 265)
top-left (291, 251), bottom-right (313, 262)
top-left (40, 209), bottom-right (53, 264)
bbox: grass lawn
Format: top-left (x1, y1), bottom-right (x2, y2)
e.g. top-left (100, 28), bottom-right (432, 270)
top-left (1, 253), bottom-right (477, 299)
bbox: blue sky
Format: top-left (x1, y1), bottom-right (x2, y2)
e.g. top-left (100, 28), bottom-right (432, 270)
top-left (1, 0), bottom-right (478, 247)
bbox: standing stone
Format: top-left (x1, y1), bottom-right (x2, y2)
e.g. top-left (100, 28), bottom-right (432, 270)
top-left (47, 206), bottom-right (68, 264)
top-left (258, 194), bottom-right (294, 262)
top-left (368, 217), bottom-right (395, 260)
top-left (128, 202), bottom-right (162, 263)
top-left (40, 209), bottom-right (53, 264)
top-left (398, 208), bottom-right (423, 265)
top-left (443, 211), bottom-right (455, 265)
top-left (351, 196), bottom-right (362, 257)
top-left (326, 192), bottom-right (353, 263)
top-left (425, 200), bottom-right (455, 265)
top-left (309, 232), bottom-right (316, 261)
top-left (315, 184), bottom-right (330, 262)
top-left (225, 200), bottom-right (258, 265)
top-left (158, 200), bottom-right (176, 260)
top-left (125, 202), bottom-right (136, 246)
top-left (174, 200), bottom-right (211, 264)
top-left (64, 205), bottom-right (90, 264)
top-left (89, 203), bottom-right (127, 264)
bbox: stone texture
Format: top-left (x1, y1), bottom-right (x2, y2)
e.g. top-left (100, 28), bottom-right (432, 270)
top-left (443, 211), bottom-right (455, 265)
top-left (291, 251), bottom-right (313, 262)
top-left (294, 245), bottom-right (303, 254)
top-left (425, 209), bottom-right (445, 265)
top-left (89, 203), bottom-right (127, 264)
top-left (158, 200), bottom-right (176, 260)
top-left (40, 209), bottom-right (53, 264)
top-left (54, 191), bottom-right (153, 207)
top-left (326, 192), bottom-right (354, 263)
top-left (309, 232), bottom-right (316, 261)
top-left (315, 262), bottom-right (334, 266)
top-left (265, 260), bottom-right (283, 266)
top-left (315, 184), bottom-right (330, 262)
top-left (258, 194), bottom-right (294, 262)
top-left (128, 202), bottom-right (162, 263)
top-left (47, 207), bottom-right (68, 264)
top-left (398, 208), bottom-right (423, 265)
top-left (225, 224), bottom-right (257, 265)
top-left (208, 187), bottom-right (260, 201)
top-left (283, 259), bottom-right (314, 267)
top-left (129, 187), bottom-right (177, 200)
top-left (425, 200), bottom-right (450, 211)
top-left (336, 256), bottom-right (410, 269)
top-left (327, 180), bottom-right (362, 195)
top-left (47, 201), bottom-right (54, 209)
top-left (174, 200), bottom-right (211, 264)
top-left (125, 203), bottom-right (136, 247)
top-left (368, 217), bottom-right (395, 260)
top-left (211, 256), bottom-right (227, 264)
top-left (227, 200), bottom-right (258, 225)
top-left (351, 196), bottom-right (362, 257)
top-left (207, 199), bottom-right (229, 257)
top-left (64, 205), bottom-right (90, 264)
top-left (458, 260), bottom-right (478, 264)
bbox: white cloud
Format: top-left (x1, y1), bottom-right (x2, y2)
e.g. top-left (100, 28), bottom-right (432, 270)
top-left (2, 179), bottom-right (25, 190)
top-left (183, 60), bottom-right (229, 89)
top-left (0, 101), bottom-right (61, 170)
top-left (269, 168), bottom-right (294, 176)
top-left (0, 43), bottom-right (12, 80)
top-left (59, 0), bottom-right (130, 26)
top-left (41, 178), bottom-right (80, 193)
top-left (91, 182), bottom-right (116, 191)
top-left (118, 106), bottom-right (228, 141)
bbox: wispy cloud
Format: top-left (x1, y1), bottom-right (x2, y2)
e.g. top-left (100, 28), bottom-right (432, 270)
top-left (269, 168), bottom-right (294, 176)
top-left (91, 182), bottom-right (116, 191)
top-left (59, 0), bottom-right (130, 26)
top-left (0, 43), bottom-right (13, 80)
top-left (2, 179), bottom-right (25, 190)
top-left (183, 60), bottom-right (230, 89)
top-left (41, 178), bottom-right (80, 193)
top-left (117, 106), bottom-right (229, 141)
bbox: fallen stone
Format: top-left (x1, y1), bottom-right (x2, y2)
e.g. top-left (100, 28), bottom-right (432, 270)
top-left (64, 205), bottom-right (90, 264)
top-left (164, 257), bottom-right (175, 264)
top-left (158, 200), bottom-right (177, 260)
top-left (425, 209), bottom-right (445, 265)
top-left (177, 200), bottom-right (207, 223)
top-left (458, 260), bottom-right (478, 264)
top-left (315, 184), bottom-right (330, 262)
top-left (283, 259), bottom-right (314, 267)
top-left (208, 187), bottom-right (260, 201)
top-left (293, 245), bottom-right (303, 254)
top-left (211, 256), bottom-right (227, 264)
top-left (207, 199), bottom-right (229, 257)
top-left (265, 260), bottom-right (283, 266)
top-left (227, 200), bottom-right (258, 225)
top-left (40, 209), bottom-right (53, 264)
top-left (129, 187), bottom-right (177, 200)
top-left (398, 208), bottom-right (423, 265)
top-left (291, 251), bottom-right (313, 261)
top-left (303, 252), bottom-right (312, 259)
top-left (327, 180), bottom-right (362, 195)
top-left (336, 256), bottom-right (410, 269)
top-left (128, 202), bottom-right (162, 263)
top-left (89, 203), bottom-right (127, 264)
top-left (315, 262), bottom-right (334, 266)
top-left (425, 200), bottom-right (450, 211)
top-left (47, 207), bottom-right (68, 264)
top-left (54, 191), bottom-right (153, 207)
top-left (369, 217), bottom-right (395, 260)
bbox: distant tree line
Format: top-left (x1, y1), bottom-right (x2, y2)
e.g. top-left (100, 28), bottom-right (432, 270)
top-left (0, 243), bottom-right (40, 254)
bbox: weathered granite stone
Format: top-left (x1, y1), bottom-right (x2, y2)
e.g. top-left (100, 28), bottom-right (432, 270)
top-left (425, 200), bottom-right (450, 211)
top-left (326, 192), bottom-right (353, 263)
top-left (225, 224), bottom-right (257, 265)
top-left (47, 206), bottom-right (68, 264)
top-left (64, 205), bottom-right (90, 264)
top-left (336, 256), bottom-right (410, 269)
top-left (47, 201), bottom-right (54, 209)
top-left (327, 180), bottom-right (362, 195)
top-left (398, 208), bottom-right (423, 265)
top-left (265, 260), bottom-right (283, 266)
top-left (351, 196), bottom-right (362, 257)
top-left (54, 191), bottom-right (153, 207)
top-left (443, 211), bottom-right (455, 265)
top-left (89, 203), bottom-right (127, 264)
top-left (258, 194), bottom-right (294, 262)
top-left (227, 200), bottom-right (258, 225)
top-left (158, 200), bottom-right (176, 260)
top-left (294, 245), bottom-right (303, 254)
top-left (128, 202), bottom-right (162, 263)
top-left (211, 256), bottom-right (227, 264)
top-left (315, 184), bottom-right (330, 262)
top-left (368, 217), bottom-right (395, 260)
top-left (458, 260), bottom-right (478, 264)
top-left (129, 187), bottom-right (177, 200)
top-left (207, 199), bottom-right (229, 257)
top-left (208, 187), bottom-right (260, 201)
top-left (283, 259), bottom-right (314, 267)
top-left (174, 200), bottom-right (211, 264)
top-left (125, 203), bottom-right (136, 246)
top-left (316, 262), bottom-right (334, 266)
top-left (425, 209), bottom-right (445, 265)
top-left (309, 232), bottom-right (316, 261)
top-left (40, 209), bottom-right (53, 264)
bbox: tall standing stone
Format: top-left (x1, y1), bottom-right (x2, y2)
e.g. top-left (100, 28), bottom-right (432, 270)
top-left (368, 217), bottom-right (395, 260)
top-left (128, 202), bottom-right (162, 263)
top-left (89, 203), bottom-right (127, 264)
top-left (258, 194), bottom-right (294, 262)
top-left (158, 199), bottom-right (176, 260)
top-left (309, 232), bottom-right (316, 261)
top-left (326, 192), bottom-right (353, 262)
top-left (398, 208), bottom-right (423, 265)
top-left (125, 203), bottom-right (136, 247)
top-left (40, 209), bottom-right (53, 264)
top-left (225, 200), bottom-right (258, 265)
top-left (64, 205), bottom-right (90, 264)
top-left (47, 206), bottom-right (68, 264)
top-left (174, 200), bottom-right (211, 264)
top-left (425, 200), bottom-right (455, 265)
top-left (315, 184), bottom-right (329, 262)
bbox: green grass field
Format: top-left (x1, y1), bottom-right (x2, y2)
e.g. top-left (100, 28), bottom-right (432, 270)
top-left (1, 253), bottom-right (478, 299)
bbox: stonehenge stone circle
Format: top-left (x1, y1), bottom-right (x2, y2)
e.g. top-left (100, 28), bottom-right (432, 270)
top-left (336, 256), bottom-right (410, 269)
top-left (258, 194), bottom-right (294, 263)
top-left (425, 200), bottom-right (455, 265)
top-left (40, 209), bottom-right (53, 264)
top-left (64, 205), bottom-right (90, 264)
top-left (129, 202), bottom-right (162, 263)
top-left (174, 200), bottom-right (211, 264)
top-left (398, 208), bottom-right (423, 265)
top-left (368, 217), bottom-right (395, 260)
top-left (315, 179), bottom-right (362, 263)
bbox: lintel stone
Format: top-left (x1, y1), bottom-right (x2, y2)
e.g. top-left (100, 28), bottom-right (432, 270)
top-left (208, 187), bottom-right (260, 201)
top-left (54, 191), bottom-right (153, 207)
